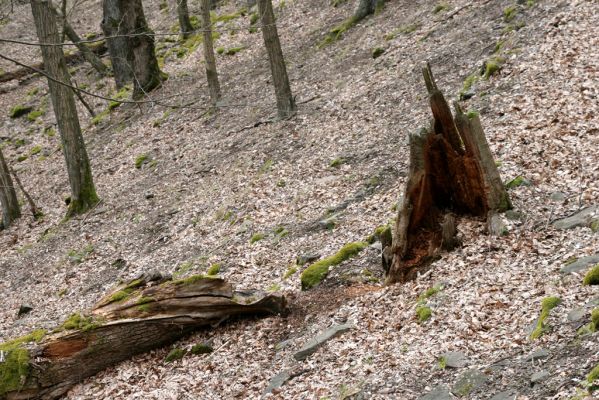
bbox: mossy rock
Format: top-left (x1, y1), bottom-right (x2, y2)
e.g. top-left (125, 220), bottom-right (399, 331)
top-left (530, 296), bottom-right (561, 340)
top-left (371, 47), bottom-right (385, 59)
top-left (134, 153), bottom-right (150, 169)
top-left (300, 241), bottom-right (368, 290)
top-left (165, 348), bottom-right (186, 362)
top-left (190, 343), bottom-right (213, 355)
top-left (583, 264), bottom-right (599, 285)
top-left (505, 175), bottom-right (531, 189)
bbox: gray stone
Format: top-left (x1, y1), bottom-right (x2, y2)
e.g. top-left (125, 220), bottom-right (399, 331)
top-left (567, 307), bottom-right (587, 322)
top-left (524, 348), bottom-right (550, 361)
top-left (505, 210), bottom-right (523, 221)
top-left (440, 351), bottom-right (468, 368)
top-left (17, 304), bottom-right (33, 317)
top-left (293, 324), bottom-right (353, 361)
top-left (552, 205), bottom-right (598, 230)
top-left (560, 254), bottom-right (599, 274)
top-left (296, 253), bottom-right (321, 266)
top-left (549, 192), bottom-right (567, 202)
top-left (490, 390), bottom-right (517, 400)
top-left (452, 369), bottom-right (487, 397)
top-left (530, 370), bottom-right (550, 384)
top-left (587, 297), bottom-right (599, 307)
top-left (418, 385), bottom-right (453, 400)
top-left (488, 214), bottom-right (508, 236)
top-left (263, 370), bottom-right (291, 395)
top-left (318, 215), bottom-right (338, 230)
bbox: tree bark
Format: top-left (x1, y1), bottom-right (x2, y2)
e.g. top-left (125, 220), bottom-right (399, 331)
top-left (353, 0), bottom-right (384, 21)
top-left (200, 0), bottom-right (221, 105)
top-left (386, 64), bottom-right (510, 284)
top-left (50, 5), bottom-right (108, 76)
top-left (100, 0), bottom-right (133, 88)
top-left (0, 148), bottom-right (20, 229)
top-left (0, 274), bottom-right (287, 400)
top-left (176, 0), bottom-right (194, 39)
top-left (31, 0), bottom-right (99, 218)
top-left (257, 0), bottom-right (296, 118)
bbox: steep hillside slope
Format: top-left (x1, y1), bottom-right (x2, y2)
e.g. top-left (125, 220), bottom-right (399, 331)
top-left (0, 0), bottom-right (597, 399)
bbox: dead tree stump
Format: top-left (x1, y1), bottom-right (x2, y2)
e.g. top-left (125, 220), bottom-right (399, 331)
top-left (386, 64), bottom-right (511, 284)
top-left (0, 274), bottom-right (287, 400)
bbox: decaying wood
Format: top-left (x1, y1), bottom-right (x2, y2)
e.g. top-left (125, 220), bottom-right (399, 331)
top-left (386, 63), bottom-right (510, 284)
top-left (1, 274), bottom-right (287, 400)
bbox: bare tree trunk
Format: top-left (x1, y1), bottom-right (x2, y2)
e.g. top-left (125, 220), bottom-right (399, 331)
top-left (257, 0), bottom-right (296, 118)
top-left (386, 64), bottom-right (510, 284)
top-left (101, 0), bottom-right (133, 88)
top-left (31, 0), bottom-right (99, 217)
top-left (0, 148), bottom-right (20, 228)
top-left (353, 0), bottom-right (384, 21)
top-left (176, 0), bottom-right (194, 39)
top-left (0, 274), bottom-right (287, 400)
top-left (200, 0), bottom-right (221, 105)
top-left (121, 0), bottom-right (165, 99)
top-left (51, 4), bottom-right (108, 75)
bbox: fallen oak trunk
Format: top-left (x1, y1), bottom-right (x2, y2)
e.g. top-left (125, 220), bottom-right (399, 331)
top-left (0, 273), bottom-right (287, 400)
top-left (386, 63), bottom-right (511, 284)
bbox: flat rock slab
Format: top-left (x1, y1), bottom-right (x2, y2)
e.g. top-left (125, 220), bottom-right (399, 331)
top-left (567, 307), bottom-right (586, 322)
top-left (418, 385), bottom-right (453, 400)
top-left (452, 369), bottom-right (487, 397)
top-left (490, 390), bottom-right (518, 400)
top-left (293, 323), bottom-right (353, 361)
top-left (263, 370), bottom-right (291, 396)
top-left (561, 254), bottom-right (599, 274)
top-left (530, 370), bottom-right (550, 384)
top-left (441, 351), bottom-right (468, 368)
top-left (525, 348), bottom-right (550, 361)
top-left (552, 205), bottom-right (598, 230)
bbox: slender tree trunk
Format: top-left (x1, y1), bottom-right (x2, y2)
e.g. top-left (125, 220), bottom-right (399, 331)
top-left (101, 0), bottom-right (133, 88)
top-left (0, 148), bottom-right (20, 229)
top-left (51, 5), bottom-right (108, 75)
top-left (257, 0), bottom-right (296, 118)
top-left (31, 0), bottom-right (99, 217)
top-left (121, 0), bottom-right (165, 99)
top-left (354, 0), bottom-right (384, 21)
top-left (176, 0), bottom-right (194, 39)
top-left (200, 0), bottom-right (221, 105)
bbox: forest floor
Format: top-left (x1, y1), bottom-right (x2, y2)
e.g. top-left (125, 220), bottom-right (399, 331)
top-left (0, 0), bottom-right (598, 399)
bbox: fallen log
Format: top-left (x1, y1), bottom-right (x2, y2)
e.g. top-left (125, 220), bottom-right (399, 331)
top-left (0, 273), bottom-right (287, 400)
top-left (386, 63), bottom-right (511, 284)
top-left (0, 41), bottom-right (107, 84)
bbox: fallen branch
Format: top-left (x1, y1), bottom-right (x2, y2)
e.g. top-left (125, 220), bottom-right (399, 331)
top-left (0, 273), bottom-right (287, 399)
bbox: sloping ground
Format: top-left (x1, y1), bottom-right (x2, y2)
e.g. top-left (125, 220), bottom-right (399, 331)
top-left (0, 0), bottom-right (598, 399)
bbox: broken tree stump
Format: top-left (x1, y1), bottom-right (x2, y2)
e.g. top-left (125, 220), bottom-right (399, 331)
top-left (0, 273), bottom-right (287, 400)
top-left (386, 63), bottom-right (511, 284)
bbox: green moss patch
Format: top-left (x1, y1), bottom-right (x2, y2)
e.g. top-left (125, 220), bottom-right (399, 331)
top-left (505, 175), bottom-right (530, 189)
top-left (483, 57), bottom-right (506, 79)
top-left (165, 348), bottom-right (186, 362)
top-left (9, 104), bottom-right (33, 118)
top-left (58, 313), bottom-right (102, 332)
top-left (0, 330), bottom-right (46, 395)
top-left (530, 296), bottom-right (561, 340)
top-left (108, 85), bottom-right (132, 110)
top-left (330, 157), bottom-right (345, 168)
top-left (171, 274), bottom-right (216, 286)
top-left (283, 265), bottom-right (298, 280)
top-left (503, 5), bottom-right (518, 22)
top-left (134, 154), bottom-right (150, 169)
top-left (301, 241), bottom-right (368, 290)
top-left (588, 363), bottom-right (599, 391)
top-left (190, 343), bottom-right (213, 355)
top-left (250, 233), bottom-right (265, 244)
top-left (107, 279), bottom-right (144, 304)
top-left (583, 264), bottom-right (599, 285)
top-left (206, 263), bottom-right (221, 276)
top-left (26, 109), bottom-right (45, 122)
top-left (371, 47), bottom-right (385, 59)
top-left (433, 2), bottom-right (449, 14)
top-left (319, 16), bottom-right (359, 47)
top-left (416, 306), bottom-right (432, 322)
